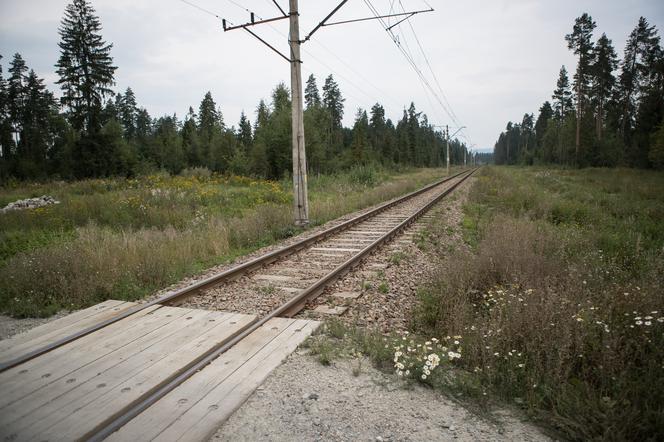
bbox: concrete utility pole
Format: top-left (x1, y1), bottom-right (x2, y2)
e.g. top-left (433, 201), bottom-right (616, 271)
top-left (221, 1), bottom-right (433, 225)
top-left (289, 0), bottom-right (308, 226)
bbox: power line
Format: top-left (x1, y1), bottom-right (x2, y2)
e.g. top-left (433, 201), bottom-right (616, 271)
top-left (177, 0), bottom-right (222, 19)
top-left (398, 0), bottom-right (460, 124)
top-left (363, 0), bottom-right (472, 145)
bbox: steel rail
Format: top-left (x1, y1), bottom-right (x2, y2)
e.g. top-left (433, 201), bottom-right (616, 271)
top-left (0, 169), bottom-right (468, 373)
top-left (87, 167), bottom-right (477, 441)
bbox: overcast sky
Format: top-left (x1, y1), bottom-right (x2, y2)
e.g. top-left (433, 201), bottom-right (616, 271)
top-left (1, 0), bottom-right (663, 151)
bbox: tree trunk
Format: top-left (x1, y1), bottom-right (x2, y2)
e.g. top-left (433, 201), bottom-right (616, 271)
top-left (575, 82), bottom-right (581, 164)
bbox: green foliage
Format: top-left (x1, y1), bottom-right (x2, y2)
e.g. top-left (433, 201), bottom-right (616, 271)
top-left (649, 117), bottom-right (664, 168)
top-left (415, 166), bottom-right (664, 440)
top-left (495, 15), bottom-right (664, 169)
top-left (0, 167), bottom-right (451, 317)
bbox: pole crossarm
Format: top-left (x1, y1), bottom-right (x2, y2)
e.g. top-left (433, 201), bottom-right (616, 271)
top-left (222, 14), bottom-right (289, 32)
top-left (318, 8), bottom-right (433, 30)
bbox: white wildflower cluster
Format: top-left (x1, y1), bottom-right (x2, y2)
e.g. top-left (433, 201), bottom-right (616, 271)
top-left (392, 332), bottom-right (462, 381)
top-left (631, 311), bottom-right (662, 327)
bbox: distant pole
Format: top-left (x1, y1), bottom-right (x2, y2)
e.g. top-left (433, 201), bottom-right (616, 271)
top-left (445, 125), bottom-right (450, 176)
top-left (464, 149), bottom-right (467, 167)
top-left (289, 0), bottom-right (309, 226)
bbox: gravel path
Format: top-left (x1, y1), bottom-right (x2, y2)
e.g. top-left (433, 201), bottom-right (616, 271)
top-left (212, 351), bottom-right (550, 442)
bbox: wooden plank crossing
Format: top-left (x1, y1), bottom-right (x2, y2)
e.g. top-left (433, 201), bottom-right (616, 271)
top-left (108, 317), bottom-right (319, 441)
top-left (0, 301), bottom-right (318, 441)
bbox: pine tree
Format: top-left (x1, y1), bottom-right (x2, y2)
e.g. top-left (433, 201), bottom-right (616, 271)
top-left (590, 33), bottom-right (617, 140)
top-left (119, 87), bottom-right (138, 139)
top-left (350, 108), bottom-right (369, 162)
top-left (565, 13), bottom-right (596, 162)
top-left (369, 103), bottom-right (387, 160)
top-left (0, 55), bottom-right (15, 169)
top-left (20, 70), bottom-right (58, 174)
top-left (552, 66), bottom-right (573, 119)
top-left (198, 91), bottom-right (224, 168)
top-left (304, 74), bottom-right (321, 109)
top-left (7, 53), bottom-right (28, 145)
top-left (182, 107), bottom-right (200, 167)
top-left (237, 111), bottom-right (253, 150)
top-left (55, 0), bottom-right (116, 133)
top-left (322, 75), bottom-right (344, 130)
top-left (535, 101), bottom-right (553, 149)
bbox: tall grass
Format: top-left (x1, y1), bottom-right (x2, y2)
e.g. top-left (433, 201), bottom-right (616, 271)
top-left (0, 167), bottom-right (455, 317)
top-left (415, 167), bottom-right (664, 440)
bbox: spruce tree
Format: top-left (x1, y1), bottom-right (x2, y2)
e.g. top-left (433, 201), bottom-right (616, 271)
top-left (0, 56), bottom-right (14, 167)
top-left (322, 75), bottom-right (344, 130)
top-left (304, 74), bottom-right (321, 109)
top-left (55, 0), bottom-right (116, 133)
top-left (552, 66), bottom-right (573, 119)
top-left (237, 111), bottom-right (252, 150)
top-left (535, 101), bottom-right (553, 149)
top-left (350, 108), bottom-right (369, 162)
top-left (565, 13), bottom-right (596, 162)
top-left (119, 87), bottom-right (138, 139)
top-left (7, 53), bottom-right (28, 144)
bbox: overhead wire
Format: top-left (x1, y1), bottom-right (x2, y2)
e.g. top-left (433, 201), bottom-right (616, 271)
top-left (397, 0), bottom-right (460, 124)
top-left (179, 0), bottom-right (466, 141)
top-left (225, 0), bottom-right (410, 118)
top-left (363, 0), bottom-right (472, 145)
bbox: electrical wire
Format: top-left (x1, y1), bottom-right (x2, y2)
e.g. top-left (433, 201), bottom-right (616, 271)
top-left (363, 0), bottom-right (472, 145)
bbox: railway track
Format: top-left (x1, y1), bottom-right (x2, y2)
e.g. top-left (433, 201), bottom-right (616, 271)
top-left (0, 167), bottom-right (476, 440)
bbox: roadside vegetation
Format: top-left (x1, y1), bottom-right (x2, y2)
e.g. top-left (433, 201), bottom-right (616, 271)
top-left (308, 166), bottom-right (664, 440)
top-left (417, 166), bottom-right (664, 440)
top-left (0, 166), bottom-right (454, 317)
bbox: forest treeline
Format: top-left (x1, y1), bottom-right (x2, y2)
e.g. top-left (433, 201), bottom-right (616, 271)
top-left (493, 14), bottom-right (664, 169)
top-left (0, 0), bottom-right (470, 182)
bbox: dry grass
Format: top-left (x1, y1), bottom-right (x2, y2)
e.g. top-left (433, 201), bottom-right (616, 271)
top-left (0, 167), bottom-right (457, 317)
top-left (415, 166), bottom-right (664, 440)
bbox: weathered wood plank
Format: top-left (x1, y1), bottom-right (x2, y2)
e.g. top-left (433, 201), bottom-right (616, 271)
top-left (23, 312), bottom-right (255, 441)
top-left (0, 307), bottom-right (212, 429)
top-left (0, 300), bottom-right (135, 361)
top-left (0, 304), bottom-right (168, 411)
top-left (108, 318), bottom-right (319, 442)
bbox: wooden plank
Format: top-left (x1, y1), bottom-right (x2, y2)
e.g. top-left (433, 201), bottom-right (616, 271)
top-left (0, 304), bottom-right (176, 413)
top-left (0, 300), bottom-right (135, 361)
top-left (17, 312), bottom-right (256, 441)
top-left (0, 308), bottom-right (214, 429)
top-left (108, 318), bottom-right (319, 442)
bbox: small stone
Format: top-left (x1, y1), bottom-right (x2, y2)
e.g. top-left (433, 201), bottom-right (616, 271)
top-left (308, 392), bottom-right (319, 400)
top-left (376, 437), bottom-right (384, 442)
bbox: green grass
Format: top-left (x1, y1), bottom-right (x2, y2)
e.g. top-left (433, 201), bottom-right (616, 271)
top-left (0, 166), bottom-right (458, 317)
top-left (414, 166), bottom-right (664, 440)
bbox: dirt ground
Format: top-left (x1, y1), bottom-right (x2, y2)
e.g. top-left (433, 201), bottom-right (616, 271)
top-left (212, 350), bottom-right (550, 442)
